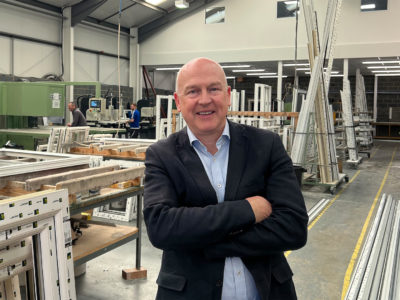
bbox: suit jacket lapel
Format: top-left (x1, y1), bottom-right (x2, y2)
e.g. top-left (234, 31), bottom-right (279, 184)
top-left (176, 129), bottom-right (218, 205)
top-left (225, 121), bottom-right (248, 202)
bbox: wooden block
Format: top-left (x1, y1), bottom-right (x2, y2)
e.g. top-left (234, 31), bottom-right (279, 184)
top-left (7, 181), bottom-right (26, 189)
top-left (110, 178), bottom-right (140, 189)
top-left (56, 166), bottom-right (145, 195)
top-left (25, 165), bottom-right (120, 191)
top-left (40, 185), bottom-right (56, 190)
top-left (122, 267), bottom-right (147, 280)
top-left (69, 194), bottom-right (77, 205)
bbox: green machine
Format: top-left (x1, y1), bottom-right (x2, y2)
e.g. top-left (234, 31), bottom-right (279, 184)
top-left (0, 82), bottom-right (66, 117)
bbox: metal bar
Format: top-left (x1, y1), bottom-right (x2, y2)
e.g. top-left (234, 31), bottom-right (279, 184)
top-left (136, 193), bottom-right (143, 269)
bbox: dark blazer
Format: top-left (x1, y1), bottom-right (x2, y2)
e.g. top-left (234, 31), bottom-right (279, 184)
top-left (144, 120), bottom-right (308, 300)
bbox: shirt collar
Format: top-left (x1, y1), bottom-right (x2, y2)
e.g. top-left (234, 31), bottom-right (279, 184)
top-left (187, 120), bottom-right (230, 147)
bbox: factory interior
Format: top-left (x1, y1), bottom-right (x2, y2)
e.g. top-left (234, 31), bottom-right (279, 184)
top-left (0, 0), bottom-right (400, 299)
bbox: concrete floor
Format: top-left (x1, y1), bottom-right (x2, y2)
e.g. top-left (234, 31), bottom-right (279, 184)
top-left (75, 140), bottom-right (400, 300)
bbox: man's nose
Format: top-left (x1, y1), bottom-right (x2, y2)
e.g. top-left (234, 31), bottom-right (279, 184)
top-left (198, 89), bottom-right (212, 105)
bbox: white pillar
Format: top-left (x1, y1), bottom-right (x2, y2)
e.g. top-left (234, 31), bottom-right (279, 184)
top-left (343, 58), bottom-right (348, 80)
top-left (373, 75), bottom-right (378, 137)
top-left (129, 28), bottom-right (139, 102)
top-left (62, 7), bottom-right (74, 123)
top-left (277, 61), bottom-right (283, 112)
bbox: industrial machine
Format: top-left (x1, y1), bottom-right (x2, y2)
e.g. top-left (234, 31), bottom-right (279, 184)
top-left (85, 97), bottom-right (128, 127)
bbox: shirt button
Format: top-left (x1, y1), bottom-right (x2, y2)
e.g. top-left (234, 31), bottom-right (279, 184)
top-left (216, 280), bottom-right (223, 287)
top-left (213, 158), bottom-right (216, 162)
top-left (217, 184), bottom-right (222, 188)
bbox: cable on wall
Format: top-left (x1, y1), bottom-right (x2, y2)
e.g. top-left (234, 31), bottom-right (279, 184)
top-left (116, 0), bottom-right (122, 134)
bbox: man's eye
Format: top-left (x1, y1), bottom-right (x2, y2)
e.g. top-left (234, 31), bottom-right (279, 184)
top-left (187, 90), bottom-right (198, 95)
top-left (209, 87), bottom-right (221, 93)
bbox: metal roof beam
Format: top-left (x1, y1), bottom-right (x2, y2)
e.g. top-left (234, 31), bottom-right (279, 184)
top-left (82, 16), bottom-right (131, 34)
top-left (138, 0), bottom-right (219, 43)
top-left (99, 2), bottom-right (137, 23)
top-left (71, 0), bottom-right (107, 27)
top-left (12, 0), bottom-right (60, 13)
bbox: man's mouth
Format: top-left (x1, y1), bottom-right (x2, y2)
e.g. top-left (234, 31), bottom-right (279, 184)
top-left (197, 111), bottom-right (214, 115)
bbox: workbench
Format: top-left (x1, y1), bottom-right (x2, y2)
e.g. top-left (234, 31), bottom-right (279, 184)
top-left (373, 122), bottom-right (400, 140)
top-left (71, 186), bottom-right (146, 279)
top-left (0, 127), bottom-right (127, 150)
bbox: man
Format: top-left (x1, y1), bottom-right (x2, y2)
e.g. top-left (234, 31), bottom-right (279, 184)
top-left (127, 103), bottom-right (140, 138)
top-left (67, 102), bottom-right (87, 127)
top-left (143, 57), bottom-right (308, 300)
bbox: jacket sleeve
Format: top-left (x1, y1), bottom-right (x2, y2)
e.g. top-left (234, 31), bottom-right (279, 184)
top-left (204, 134), bottom-right (308, 258)
top-left (143, 144), bottom-right (256, 251)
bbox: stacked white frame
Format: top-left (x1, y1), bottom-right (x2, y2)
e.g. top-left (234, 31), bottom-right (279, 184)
top-left (0, 189), bottom-right (76, 299)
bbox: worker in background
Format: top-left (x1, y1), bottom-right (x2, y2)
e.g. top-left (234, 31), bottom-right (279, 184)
top-left (127, 103), bottom-right (140, 138)
top-left (67, 102), bottom-right (87, 127)
top-left (143, 57), bottom-right (308, 300)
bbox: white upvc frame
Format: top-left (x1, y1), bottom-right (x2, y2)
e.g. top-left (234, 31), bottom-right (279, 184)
top-left (0, 189), bottom-right (76, 299)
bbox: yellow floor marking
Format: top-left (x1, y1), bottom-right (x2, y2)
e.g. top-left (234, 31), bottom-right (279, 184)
top-left (341, 147), bottom-right (397, 299)
top-left (285, 170), bottom-right (361, 258)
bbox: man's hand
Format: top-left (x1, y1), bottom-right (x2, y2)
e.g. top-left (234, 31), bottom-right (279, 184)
top-left (67, 123), bottom-right (71, 127)
top-left (246, 196), bottom-right (272, 223)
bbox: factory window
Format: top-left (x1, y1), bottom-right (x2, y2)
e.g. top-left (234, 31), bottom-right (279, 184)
top-left (361, 0), bottom-right (387, 11)
top-left (277, 1), bottom-right (300, 18)
top-left (205, 7), bottom-right (225, 24)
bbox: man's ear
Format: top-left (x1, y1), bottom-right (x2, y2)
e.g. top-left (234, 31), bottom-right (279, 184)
top-left (227, 86), bottom-right (231, 106)
top-left (174, 92), bottom-right (181, 112)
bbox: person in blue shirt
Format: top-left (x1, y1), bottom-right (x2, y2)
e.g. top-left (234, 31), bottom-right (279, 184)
top-left (127, 103), bottom-right (140, 138)
top-left (143, 57), bottom-right (308, 300)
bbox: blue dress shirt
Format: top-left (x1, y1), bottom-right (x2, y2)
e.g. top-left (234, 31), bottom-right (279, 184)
top-left (187, 121), bottom-right (260, 300)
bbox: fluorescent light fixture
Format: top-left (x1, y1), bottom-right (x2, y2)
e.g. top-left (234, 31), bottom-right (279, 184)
top-left (283, 63), bottom-right (310, 67)
top-left (368, 66), bottom-right (400, 69)
top-left (376, 73), bottom-right (400, 77)
top-left (145, 0), bottom-right (166, 5)
top-left (221, 65), bottom-right (251, 68)
top-left (259, 75), bottom-right (288, 78)
top-left (361, 4), bottom-right (376, 10)
top-left (297, 68), bottom-right (311, 71)
top-left (233, 69), bottom-right (265, 73)
top-left (175, 0), bottom-right (189, 9)
top-left (226, 76), bottom-right (235, 79)
top-left (156, 67), bottom-right (181, 71)
top-left (363, 60), bottom-right (400, 64)
top-left (372, 70), bottom-right (400, 73)
top-left (304, 70), bottom-right (339, 74)
top-left (330, 74), bottom-right (344, 77)
top-left (246, 72), bottom-right (277, 76)
top-left (284, 1), bottom-right (298, 4)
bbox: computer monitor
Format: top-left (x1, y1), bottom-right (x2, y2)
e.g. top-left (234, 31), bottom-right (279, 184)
top-left (90, 100), bottom-right (101, 108)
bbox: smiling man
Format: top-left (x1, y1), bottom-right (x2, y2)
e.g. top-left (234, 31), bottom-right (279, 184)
top-left (143, 57), bottom-right (308, 300)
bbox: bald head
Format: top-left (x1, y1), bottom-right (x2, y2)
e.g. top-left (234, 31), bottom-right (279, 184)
top-left (175, 58), bottom-right (227, 95)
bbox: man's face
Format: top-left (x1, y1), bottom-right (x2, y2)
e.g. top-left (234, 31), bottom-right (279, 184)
top-left (174, 59), bottom-right (231, 139)
top-left (68, 103), bottom-right (74, 112)
top-left (131, 104), bottom-right (135, 110)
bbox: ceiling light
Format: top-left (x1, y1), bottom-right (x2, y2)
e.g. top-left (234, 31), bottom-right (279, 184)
top-left (175, 0), bottom-right (189, 9)
top-left (283, 63), bottom-right (310, 67)
top-left (304, 70), bottom-right (339, 74)
top-left (367, 66), bottom-right (400, 69)
top-left (233, 69), bottom-right (265, 73)
top-left (362, 60), bottom-right (400, 64)
top-left (246, 73), bottom-right (277, 76)
top-left (376, 74), bottom-right (400, 77)
top-left (361, 4), bottom-right (376, 10)
top-left (284, 1), bottom-right (298, 4)
top-left (145, 0), bottom-right (166, 5)
top-left (156, 67), bottom-right (181, 71)
top-left (226, 76), bottom-right (235, 79)
top-left (330, 74), bottom-right (344, 77)
top-left (297, 68), bottom-right (311, 71)
top-left (221, 65), bottom-right (251, 68)
top-left (259, 75), bottom-right (288, 78)
top-left (372, 70), bottom-right (400, 73)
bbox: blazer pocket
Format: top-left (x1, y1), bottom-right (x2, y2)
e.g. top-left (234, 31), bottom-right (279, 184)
top-left (271, 261), bottom-right (293, 284)
top-left (156, 272), bottom-right (187, 292)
